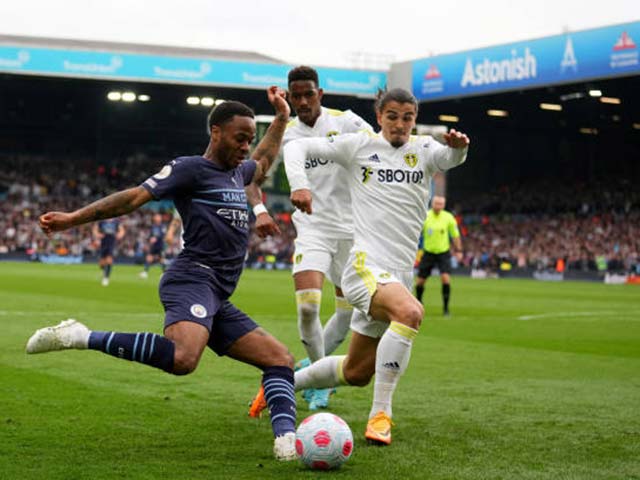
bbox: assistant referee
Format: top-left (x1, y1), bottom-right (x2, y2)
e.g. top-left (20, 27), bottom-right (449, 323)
top-left (415, 196), bottom-right (462, 315)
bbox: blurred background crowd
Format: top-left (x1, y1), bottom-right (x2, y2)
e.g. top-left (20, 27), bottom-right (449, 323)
top-left (2, 153), bottom-right (638, 275)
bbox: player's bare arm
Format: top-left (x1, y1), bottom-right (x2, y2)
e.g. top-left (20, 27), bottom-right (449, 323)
top-left (251, 86), bottom-right (290, 184)
top-left (39, 186), bottom-right (153, 235)
top-left (453, 236), bottom-right (463, 261)
top-left (91, 223), bottom-right (103, 239)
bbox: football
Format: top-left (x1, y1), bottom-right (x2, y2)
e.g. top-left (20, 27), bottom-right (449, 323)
top-left (295, 413), bottom-right (354, 470)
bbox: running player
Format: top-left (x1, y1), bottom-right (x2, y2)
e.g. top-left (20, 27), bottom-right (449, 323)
top-left (27, 87), bottom-right (298, 461)
top-left (281, 66), bottom-right (373, 410)
top-left (139, 213), bottom-right (167, 278)
top-left (283, 88), bottom-right (469, 445)
top-left (92, 218), bottom-right (125, 286)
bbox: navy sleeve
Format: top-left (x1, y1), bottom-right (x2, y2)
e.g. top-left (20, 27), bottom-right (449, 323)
top-left (239, 160), bottom-right (258, 186)
top-left (141, 158), bottom-right (195, 200)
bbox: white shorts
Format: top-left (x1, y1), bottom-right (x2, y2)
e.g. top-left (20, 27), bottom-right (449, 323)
top-left (292, 234), bottom-right (353, 287)
top-left (341, 250), bottom-right (414, 338)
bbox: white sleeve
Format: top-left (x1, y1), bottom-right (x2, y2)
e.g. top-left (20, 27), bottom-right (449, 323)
top-left (344, 110), bottom-right (374, 134)
top-left (284, 133), bottom-right (361, 192)
top-left (426, 136), bottom-right (468, 173)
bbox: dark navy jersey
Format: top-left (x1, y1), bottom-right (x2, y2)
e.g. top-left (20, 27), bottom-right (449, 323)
top-left (149, 224), bottom-right (167, 243)
top-left (99, 219), bottom-right (120, 238)
top-left (141, 156), bottom-right (257, 295)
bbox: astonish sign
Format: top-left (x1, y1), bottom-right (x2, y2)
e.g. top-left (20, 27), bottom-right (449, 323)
top-left (411, 21), bottom-right (640, 102)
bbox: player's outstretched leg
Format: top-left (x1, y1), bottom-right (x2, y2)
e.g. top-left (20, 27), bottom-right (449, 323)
top-left (366, 321), bottom-right (418, 446)
top-left (26, 319), bottom-right (90, 353)
top-left (26, 319), bottom-right (176, 373)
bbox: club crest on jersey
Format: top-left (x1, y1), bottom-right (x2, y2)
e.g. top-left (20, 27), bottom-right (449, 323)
top-left (190, 304), bottom-right (207, 319)
top-left (379, 272), bottom-right (391, 279)
top-left (404, 153), bottom-right (418, 168)
top-left (326, 130), bottom-right (339, 138)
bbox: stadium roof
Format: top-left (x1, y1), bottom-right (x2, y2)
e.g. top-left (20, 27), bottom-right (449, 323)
top-left (0, 34), bottom-right (285, 64)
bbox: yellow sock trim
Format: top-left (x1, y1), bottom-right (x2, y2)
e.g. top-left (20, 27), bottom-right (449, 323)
top-left (335, 297), bottom-right (353, 311)
top-left (337, 356), bottom-right (348, 385)
top-left (353, 251), bottom-right (377, 296)
top-left (296, 289), bottom-right (322, 305)
top-left (389, 321), bottom-right (418, 341)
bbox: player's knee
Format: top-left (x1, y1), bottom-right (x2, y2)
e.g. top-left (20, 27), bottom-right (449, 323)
top-left (275, 349), bottom-right (295, 369)
top-left (397, 301), bottom-right (424, 330)
top-left (172, 349), bottom-right (200, 375)
top-left (343, 364), bottom-right (373, 387)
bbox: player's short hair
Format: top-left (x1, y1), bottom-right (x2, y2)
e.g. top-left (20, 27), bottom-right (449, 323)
top-left (207, 101), bottom-right (255, 131)
top-left (288, 66), bottom-right (319, 87)
top-left (375, 88), bottom-right (419, 114)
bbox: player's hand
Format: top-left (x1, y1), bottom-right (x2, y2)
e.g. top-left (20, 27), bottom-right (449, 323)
top-left (455, 251), bottom-right (463, 262)
top-left (255, 212), bottom-right (281, 238)
top-left (39, 212), bottom-right (74, 235)
top-left (291, 189), bottom-right (313, 214)
top-left (443, 129), bottom-right (470, 149)
top-left (267, 86), bottom-right (290, 119)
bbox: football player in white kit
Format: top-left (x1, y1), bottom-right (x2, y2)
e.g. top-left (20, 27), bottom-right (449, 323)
top-left (248, 66), bottom-right (373, 414)
top-left (283, 66), bottom-right (374, 410)
top-left (285, 88), bottom-right (469, 445)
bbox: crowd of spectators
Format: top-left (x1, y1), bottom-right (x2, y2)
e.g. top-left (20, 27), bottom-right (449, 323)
top-left (1, 155), bottom-right (639, 275)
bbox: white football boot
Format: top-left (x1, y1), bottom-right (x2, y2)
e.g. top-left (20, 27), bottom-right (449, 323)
top-left (273, 432), bottom-right (297, 461)
top-left (26, 319), bottom-right (90, 354)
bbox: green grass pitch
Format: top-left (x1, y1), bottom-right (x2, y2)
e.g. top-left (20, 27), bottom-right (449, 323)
top-left (1, 262), bottom-right (639, 479)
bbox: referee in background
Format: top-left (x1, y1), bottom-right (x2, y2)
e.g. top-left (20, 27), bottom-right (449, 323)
top-left (415, 196), bottom-right (462, 315)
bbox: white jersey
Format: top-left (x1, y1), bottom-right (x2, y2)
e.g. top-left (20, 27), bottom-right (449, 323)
top-left (283, 107), bottom-right (372, 239)
top-left (284, 132), bottom-right (468, 271)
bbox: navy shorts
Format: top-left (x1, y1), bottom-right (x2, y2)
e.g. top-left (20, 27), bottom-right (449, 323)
top-left (150, 240), bottom-right (164, 256)
top-left (158, 269), bottom-right (258, 356)
top-left (100, 237), bottom-right (115, 258)
top-left (417, 251), bottom-right (452, 277)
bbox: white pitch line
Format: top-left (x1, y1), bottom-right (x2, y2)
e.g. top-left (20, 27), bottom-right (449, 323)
top-left (0, 310), bottom-right (159, 318)
top-left (517, 311), bottom-right (621, 321)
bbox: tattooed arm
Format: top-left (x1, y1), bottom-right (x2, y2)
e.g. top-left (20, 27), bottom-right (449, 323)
top-left (39, 186), bottom-right (152, 235)
top-left (251, 86), bottom-right (290, 185)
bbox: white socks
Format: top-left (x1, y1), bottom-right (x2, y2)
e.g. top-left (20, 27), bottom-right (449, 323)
top-left (322, 296), bottom-right (353, 355)
top-left (294, 355), bottom-right (347, 391)
top-left (296, 289), bottom-right (324, 362)
top-left (370, 321), bottom-right (418, 419)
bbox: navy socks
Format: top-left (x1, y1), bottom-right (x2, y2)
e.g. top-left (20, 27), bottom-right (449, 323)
top-left (262, 366), bottom-right (296, 437)
top-left (88, 331), bottom-right (175, 373)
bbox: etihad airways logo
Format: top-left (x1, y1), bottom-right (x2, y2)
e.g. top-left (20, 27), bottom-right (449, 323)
top-left (461, 48), bottom-right (537, 87)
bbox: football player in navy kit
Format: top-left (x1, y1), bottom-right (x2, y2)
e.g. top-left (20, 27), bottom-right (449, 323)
top-left (92, 218), bottom-right (125, 286)
top-left (27, 86), bottom-right (299, 461)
